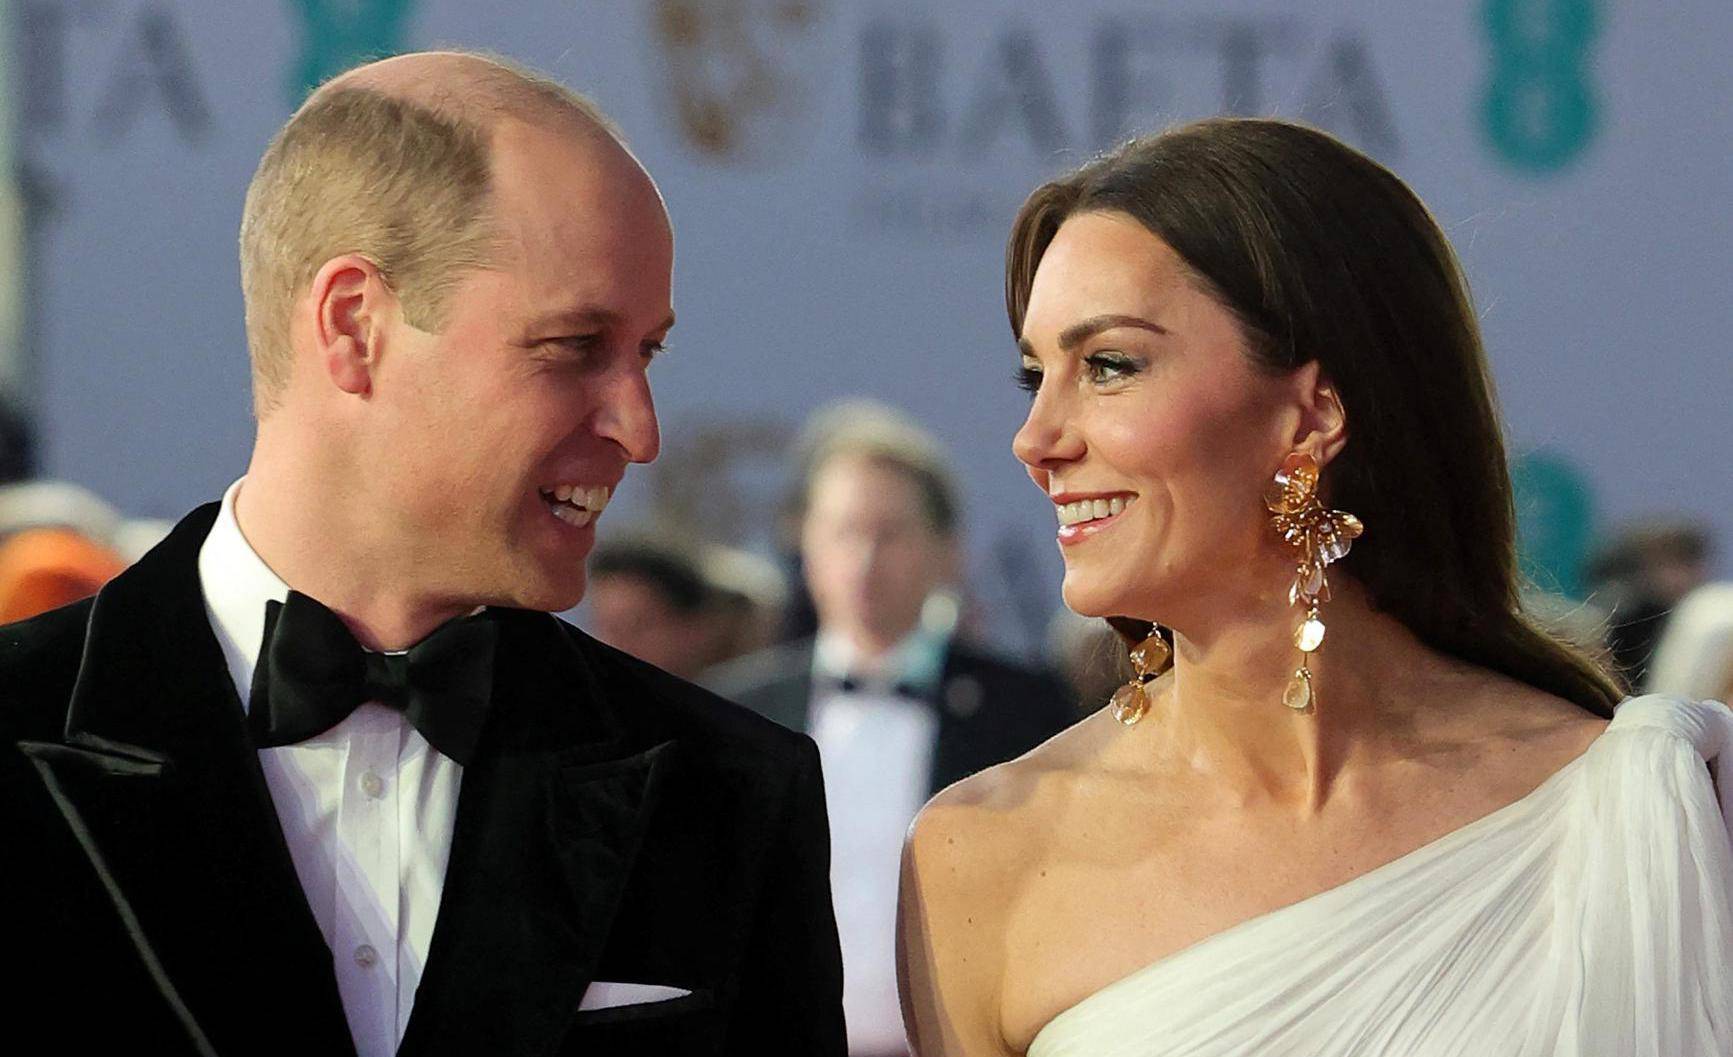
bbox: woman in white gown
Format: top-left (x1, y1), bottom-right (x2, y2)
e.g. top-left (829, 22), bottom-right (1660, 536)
top-left (895, 118), bottom-right (1732, 1056)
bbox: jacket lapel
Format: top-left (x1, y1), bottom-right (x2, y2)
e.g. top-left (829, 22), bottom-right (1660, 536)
top-left (18, 504), bottom-right (354, 1056)
top-left (764, 642), bottom-right (816, 733)
top-left (398, 611), bottom-right (676, 1057)
top-left (928, 645), bottom-right (989, 795)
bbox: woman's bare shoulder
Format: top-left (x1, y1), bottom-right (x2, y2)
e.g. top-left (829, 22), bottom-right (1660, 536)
top-left (1467, 675), bottom-right (1607, 747)
top-left (910, 707), bottom-right (1117, 861)
top-left (899, 711), bottom-right (1118, 1056)
top-left (1404, 664), bottom-right (1611, 801)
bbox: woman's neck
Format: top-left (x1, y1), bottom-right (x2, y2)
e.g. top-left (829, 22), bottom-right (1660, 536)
top-left (1151, 578), bottom-right (1443, 813)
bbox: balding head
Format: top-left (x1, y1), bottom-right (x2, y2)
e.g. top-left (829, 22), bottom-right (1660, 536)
top-left (239, 50), bottom-right (640, 414)
top-left (316, 51), bottom-right (625, 144)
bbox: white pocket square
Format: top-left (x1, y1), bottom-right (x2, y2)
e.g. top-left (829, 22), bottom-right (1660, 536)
top-left (578, 981), bottom-right (694, 1011)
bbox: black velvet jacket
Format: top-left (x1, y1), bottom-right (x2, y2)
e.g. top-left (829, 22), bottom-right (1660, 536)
top-left (0, 504), bottom-right (846, 1056)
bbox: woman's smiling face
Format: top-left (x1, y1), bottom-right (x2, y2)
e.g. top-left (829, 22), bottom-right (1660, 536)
top-left (1012, 210), bottom-right (1308, 625)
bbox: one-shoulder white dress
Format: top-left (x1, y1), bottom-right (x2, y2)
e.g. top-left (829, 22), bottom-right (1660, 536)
top-left (1028, 696), bottom-right (1733, 1057)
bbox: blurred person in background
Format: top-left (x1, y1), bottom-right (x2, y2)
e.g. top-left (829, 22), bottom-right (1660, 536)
top-left (1646, 582), bottom-right (1733, 703)
top-left (0, 404), bottom-right (173, 619)
top-left (587, 533), bottom-right (786, 678)
top-left (0, 397), bottom-right (32, 485)
top-left (702, 541), bottom-right (790, 663)
top-left (1585, 519), bottom-right (1713, 683)
top-left (0, 50), bottom-right (844, 1057)
top-left (587, 534), bottom-right (719, 676)
top-left (0, 479), bottom-right (128, 621)
top-left (1045, 606), bottom-right (1129, 717)
top-left (709, 402), bottom-right (1073, 1057)
top-left (0, 403), bottom-right (128, 619)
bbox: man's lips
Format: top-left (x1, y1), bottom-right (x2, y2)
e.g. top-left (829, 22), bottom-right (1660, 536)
top-left (538, 482), bottom-right (613, 529)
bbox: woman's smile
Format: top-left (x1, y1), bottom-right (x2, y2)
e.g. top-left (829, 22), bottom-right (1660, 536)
top-left (1053, 492), bottom-right (1138, 546)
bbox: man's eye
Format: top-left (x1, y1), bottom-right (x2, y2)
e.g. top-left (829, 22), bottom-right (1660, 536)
top-left (642, 340), bottom-right (668, 362)
top-left (547, 335), bottom-right (601, 354)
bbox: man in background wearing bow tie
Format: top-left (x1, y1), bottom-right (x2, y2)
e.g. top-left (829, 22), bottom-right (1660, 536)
top-left (708, 405), bottom-right (1074, 1056)
top-left (0, 51), bottom-right (845, 1057)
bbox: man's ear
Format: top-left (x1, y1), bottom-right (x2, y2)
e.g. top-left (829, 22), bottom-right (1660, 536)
top-left (306, 254), bottom-right (394, 397)
top-left (1289, 360), bottom-right (1349, 466)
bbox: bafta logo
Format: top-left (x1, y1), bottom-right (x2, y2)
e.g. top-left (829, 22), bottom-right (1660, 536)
top-left (650, 0), bottom-right (827, 164)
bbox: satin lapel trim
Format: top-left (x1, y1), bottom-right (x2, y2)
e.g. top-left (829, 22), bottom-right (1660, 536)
top-left (18, 740), bottom-right (215, 1056)
top-left (28, 505), bottom-right (355, 1057)
top-left (399, 738), bottom-right (676, 1056)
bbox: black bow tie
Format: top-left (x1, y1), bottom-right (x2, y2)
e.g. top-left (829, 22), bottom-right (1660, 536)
top-left (820, 672), bottom-right (927, 701)
top-left (247, 590), bottom-right (499, 765)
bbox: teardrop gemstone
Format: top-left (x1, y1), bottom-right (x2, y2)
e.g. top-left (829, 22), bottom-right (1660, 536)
top-left (1109, 682), bottom-right (1149, 726)
top-left (1282, 668), bottom-right (1314, 711)
top-left (1295, 616), bottom-right (1326, 653)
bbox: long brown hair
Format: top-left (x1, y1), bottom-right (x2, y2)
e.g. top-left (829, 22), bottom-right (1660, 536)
top-left (1007, 118), bottom-right (1622, 717)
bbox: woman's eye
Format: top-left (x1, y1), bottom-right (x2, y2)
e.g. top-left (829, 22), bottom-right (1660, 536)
top-left (1014, 365), bottom-right (1043, 395)
top-left (1085, 352), bottom-right (1140, 384)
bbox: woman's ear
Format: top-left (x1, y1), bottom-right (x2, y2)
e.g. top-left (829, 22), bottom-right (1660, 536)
top-left (306, 254), bottom-right (392, 397)
top-left (1290, 360), bottom-right (1349, 466)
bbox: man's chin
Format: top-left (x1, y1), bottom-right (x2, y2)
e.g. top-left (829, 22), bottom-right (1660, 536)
top-left (498, 570), bottom-right (588, 614)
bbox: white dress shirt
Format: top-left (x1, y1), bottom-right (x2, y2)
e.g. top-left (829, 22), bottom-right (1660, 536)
top-left (811, 629), bottom-right (943, 1055)
top-left (197, 479), bottom-right (460, 1057)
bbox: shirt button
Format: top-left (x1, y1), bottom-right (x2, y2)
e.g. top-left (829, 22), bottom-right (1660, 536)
top-left (360, 772), bottom-right (385, 799)
top-left (354, 944), bottom-right (378, 969)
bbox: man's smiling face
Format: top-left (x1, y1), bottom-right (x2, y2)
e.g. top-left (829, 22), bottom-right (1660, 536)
top-left (366, 119), bottom-right (674, 613)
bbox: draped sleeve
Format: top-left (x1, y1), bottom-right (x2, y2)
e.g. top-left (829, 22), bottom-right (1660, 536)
top-left (1527, 695), bottom-right (1733, 1057)
top-left (1027, 696), bottom-right (1733, 1057)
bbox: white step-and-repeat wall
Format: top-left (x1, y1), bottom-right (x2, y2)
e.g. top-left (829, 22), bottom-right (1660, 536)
top-left (12, 0), bottom-right (1731, 648)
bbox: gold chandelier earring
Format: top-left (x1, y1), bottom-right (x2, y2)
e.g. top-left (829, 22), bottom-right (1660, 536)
top-left (1264, 452), bottom-right (1363, 712)
top-left (1109, 626), bottom-right (1171, 726)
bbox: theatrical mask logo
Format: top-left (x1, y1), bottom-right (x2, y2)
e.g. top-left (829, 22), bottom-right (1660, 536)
top-left (649, 0), bottom-right (828, 164)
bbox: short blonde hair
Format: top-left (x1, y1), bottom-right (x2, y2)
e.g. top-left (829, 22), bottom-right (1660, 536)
top-left (238, 55), bottom-right (619, 413)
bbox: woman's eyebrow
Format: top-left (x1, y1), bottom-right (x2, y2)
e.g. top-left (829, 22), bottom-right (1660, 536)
top-left (1056, 314), bottom-right (1168, 350)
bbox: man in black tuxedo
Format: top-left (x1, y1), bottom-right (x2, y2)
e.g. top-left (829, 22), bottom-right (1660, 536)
top-left (707, 406), bottom-right (1074, 1055)
top-left (0, 52), bottom-right (844, 1056)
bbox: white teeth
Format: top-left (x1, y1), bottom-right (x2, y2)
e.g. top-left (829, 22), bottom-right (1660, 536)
top-left (550, 503), bottom-right (593, 528)
top-left (542, 484), bottom-right (612, 513)
top-left (1055, 495), bottom-right (1136, 527)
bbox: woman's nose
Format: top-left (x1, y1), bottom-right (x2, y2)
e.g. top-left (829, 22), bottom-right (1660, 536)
top-left (1013, 388), bottom-right (1083, 472)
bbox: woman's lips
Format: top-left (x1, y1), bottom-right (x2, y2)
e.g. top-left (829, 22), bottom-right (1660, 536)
top-left (1054, 494), bottom-right (1136, 546)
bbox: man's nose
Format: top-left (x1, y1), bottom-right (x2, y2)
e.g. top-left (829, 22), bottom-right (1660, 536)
top-left (597, 367), bottom-right (661, 464)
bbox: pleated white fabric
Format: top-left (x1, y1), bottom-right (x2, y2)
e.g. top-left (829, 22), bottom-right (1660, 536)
top-left (1027, 696), bottom-right (1733, 1057)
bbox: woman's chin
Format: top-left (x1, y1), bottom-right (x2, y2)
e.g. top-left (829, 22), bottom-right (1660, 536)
top-left (1059, 576), bottom-right (1123, 620)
